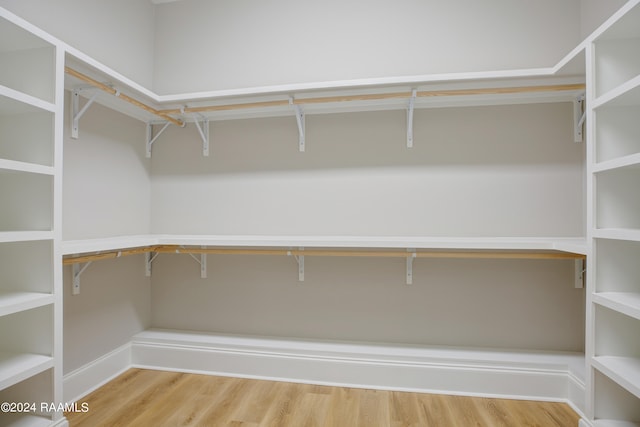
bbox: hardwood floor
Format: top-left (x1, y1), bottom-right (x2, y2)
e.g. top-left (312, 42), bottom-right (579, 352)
top-left (66, 369), bottom-right (581, 426)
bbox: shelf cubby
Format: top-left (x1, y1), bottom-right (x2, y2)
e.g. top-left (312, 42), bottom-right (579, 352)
top-left (594, 38), bottom-right (640, 99)
top-left (0, 18), bottom-right (55, 105)
top-left (0, 97), bottom-right (55, 168)
top-left (593, 369), bottom-right (640, 425)
top-left (0, 307), bottom-right (54, 399)
top-left (594, 238), bottom-right (640, 293)
top-left (594, 305), bottom-right (640, 398)
top-left (0, 170), bottom-right (52, 233)
top-left (593, 1), bottom-right (640, 99)
top-left (0, 305), bottom-right (53, 364)
top-left (0, 240), bottom-right (54, 318)
top-left (595, 165), bottom-right (640, 231)
top-left (594, 105), bottom-right (640, 164)
top-left (0, 369), bottom-right (54, 425)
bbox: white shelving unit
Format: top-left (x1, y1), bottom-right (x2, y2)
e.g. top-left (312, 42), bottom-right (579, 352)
top-left (0, 8), bottom-right (64, 427)
top-left (586, 0), bottom-right (640, 425)
top-left (0, 1), bottom-right (606, 423)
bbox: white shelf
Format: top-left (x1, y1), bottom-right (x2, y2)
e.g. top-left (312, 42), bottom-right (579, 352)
top-left (0, 85), bottom-right (55, 115)
top-left (62, 234), bottom-right (587, 255)
top-left (64, 33), bottom-right (587, 125)
top-left (594, 228), bottom-right (640, 242)
top-left (0, 292), bottom-right (54, 318)
top-left (594, 421), bottom-right (640, 427)
top-left (593, 292), bottom-right (640, 321)
top-left (0, 351), bottom-right (53, 391)
top-left (593, 356), bottom-right (640, 400)
top-left (0, 413), bottom-right (53, 427)
top-left (594, 154), bottom-right (640, 173)
top-left (594, 75), bottom-right (640, 109)
top-left (0, 159), bottom-right (54, 176)
top-left (0, 232), bottom-right (53, 244)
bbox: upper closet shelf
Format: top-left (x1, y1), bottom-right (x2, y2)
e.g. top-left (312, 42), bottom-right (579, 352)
top-left (64, 40), bottom-right (586, 125)
top-left (61, 234), bottom-right (587, 256)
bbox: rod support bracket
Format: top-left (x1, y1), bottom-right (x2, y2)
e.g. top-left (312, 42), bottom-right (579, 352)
top-left (192, 115), bottom-right (210, 157)
top-left (573, 93), bottom-right (586, 143)
top-left (407, 89), bottom-right (417, 148)
top-left (71, 89), bottom-right (98, 139)
top-left (574, 258), bottom-right (585, 288)
top-left (290, 98), bottom-right (305, 152)
top-left (406, 250), bottom-right (416, 285)
top-left (145, 251), bottom-right (159, 277)
top-left (289, 247), bottom-right (305, 282)
top-left (186, 246), bottom-right (208, 278)
top-left (71, 261), bottom-right (93, 295)
top-left (146, 121), bottom-right (171, 158)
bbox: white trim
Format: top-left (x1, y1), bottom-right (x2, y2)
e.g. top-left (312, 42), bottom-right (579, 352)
top-left (59, 331), bottom-right (587, 418)
top-left (49, 418), bottom-right (70, 427)
top-left (132, 329), bottom-right (585, 409)
top-left (63, 343), bottom-right (131, 403)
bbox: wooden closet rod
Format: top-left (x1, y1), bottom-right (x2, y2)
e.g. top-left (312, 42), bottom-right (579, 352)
top-left (63, 245), bottom-right (585, 265)
top-left (158, 83), bottom-right (586, 115)
top-left (155, 246), bottom-right (585, 260)
top-left (65, 67), bottom-right (185, 127)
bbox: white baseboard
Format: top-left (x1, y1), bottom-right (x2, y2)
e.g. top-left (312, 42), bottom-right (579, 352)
top-left (63, 343), bottom-right (131, 403)
top-left (50, 417), bottom-right (70, 427)
top-left (132, 329), bottom-right (585, 407)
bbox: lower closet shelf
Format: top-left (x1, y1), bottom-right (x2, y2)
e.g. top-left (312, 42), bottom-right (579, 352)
top-left (0, 413), bottom-right (53, 427)
top-left (0, 351), bottom-right (53, 390)
top-left (592, 356), bottom-right (640, 398)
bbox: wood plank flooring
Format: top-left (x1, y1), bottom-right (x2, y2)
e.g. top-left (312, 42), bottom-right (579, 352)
top-left (65, 369), bottom-right (581, 427)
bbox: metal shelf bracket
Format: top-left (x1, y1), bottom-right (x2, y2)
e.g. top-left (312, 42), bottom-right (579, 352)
top-left (146, 121), bottom-right (171, 158)
top-left (145, 251), bottom-right (159, 277)
top-left (290, 98), bottom-right (305, 152)
top-left (71, 261), bottom-right (92, 295)
top-left (573, 93), bottom-right (586, 143)
top-left (71, 89), bottom-right (98, 139)
top-left (186, 248), bottom-right (207, 278)
top-left (289, 248), bottom-right (305, 282)
top-left (192, 114), bottom-right (210, 157)
top-left (574, 259), bottom-right (585, 288)
top-left (406, 250), bottom-right (416, 285)
top-left (407, 90), bottom-right (417, 148)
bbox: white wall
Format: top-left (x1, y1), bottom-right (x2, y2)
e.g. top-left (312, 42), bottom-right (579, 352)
top-left (580, 0), bottom-right (628, 38)
top-left (149, 102), bottom-right (585, 351)
top-left (0, 0), bottom-right (156, 88)
top-left (62, 93), bottom-right (153, 374)
top-left (151, 253), bottom-right (585, 352)
top-left (151, 103), bottom-right (584, 237)
top-left (152, 0), bottom-right (582, 94)
top-left (64, 256), bottom-right (151, 374)
top-left (63, 92), bottom-right (151, 240)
